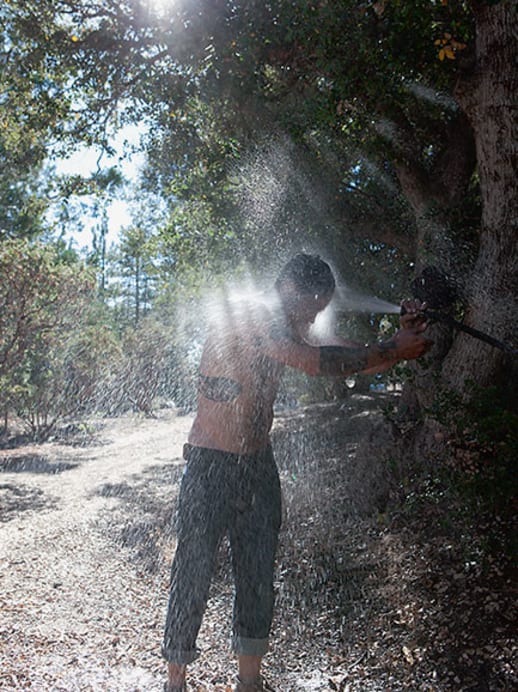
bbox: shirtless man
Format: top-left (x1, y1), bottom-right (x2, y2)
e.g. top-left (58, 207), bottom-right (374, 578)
top-left (162, 254), bottom-right (431, 692)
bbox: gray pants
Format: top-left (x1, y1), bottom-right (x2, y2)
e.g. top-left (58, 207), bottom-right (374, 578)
top-left (162, 444), bottom-right (282, 664)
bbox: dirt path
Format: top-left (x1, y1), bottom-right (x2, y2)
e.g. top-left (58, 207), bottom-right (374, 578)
top-left (0, 401), bottom-right (386, 692)
top-left (0, 411), bottom-right (192, 691)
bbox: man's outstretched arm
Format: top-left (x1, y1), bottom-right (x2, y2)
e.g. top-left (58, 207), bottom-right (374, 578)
top-left (318, 299), bottom-right (431, 375)
top-left (259, 300), bottom-right (432, 376)
top-left (259, 325), bottom-right (431, 376)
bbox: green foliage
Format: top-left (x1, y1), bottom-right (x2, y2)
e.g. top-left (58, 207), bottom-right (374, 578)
top-left (0, 121), bottom-right (49, 240)
top-left (0, 2), bottom-right (73, 239)
top-left (107, 223), bottom-right (159, 327)
top-left (127, 0), bottom-right (478, 283)
top-left (9, 323), bottom-right (118, 439)
top-left (0, 240), bottom-right (94, 376)
top-left (1, 0), bottom-right (481, 283)
top-left (0, 239), bottom-right (103, 437)
top-left (61, 322), bottom-right (123, 414)
top-left (117, 317), bottom-right (178, 416)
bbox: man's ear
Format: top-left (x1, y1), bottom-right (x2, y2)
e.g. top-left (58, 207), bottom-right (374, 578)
top-left (278, 279), bottom-right (297, 301)
top-left (279, 282), bottom-right (300, 313)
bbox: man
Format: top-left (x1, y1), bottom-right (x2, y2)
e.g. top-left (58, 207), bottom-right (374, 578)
top-left (163, 254), bottom-right (431, 691)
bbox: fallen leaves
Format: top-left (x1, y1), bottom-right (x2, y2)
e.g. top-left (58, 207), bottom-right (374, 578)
top-left (0, 404), bottom-right (516, 690)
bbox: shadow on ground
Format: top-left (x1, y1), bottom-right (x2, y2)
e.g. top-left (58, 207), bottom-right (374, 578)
top-left (0, 454), bottom-right (79, 474)
top-left (93, 460), bottom-right (185, 573)
top-left (0, 420), bottom-right (107, 451)
top-left (0, 482), bottom-right (58, 522)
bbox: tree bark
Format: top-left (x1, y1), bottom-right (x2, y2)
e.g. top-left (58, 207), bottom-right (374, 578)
top-left (382, 1), bottom-right (517, 480)
top-left (443, 0), bottom-right (518, 393)
top-left (393, 122), bottom-right (474, 414)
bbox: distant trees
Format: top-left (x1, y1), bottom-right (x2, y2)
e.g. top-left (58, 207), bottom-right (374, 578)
top-left (0, 239), bottom-right (187, 437)
top-left (115, 224), bottom-right (157, 326)
top-left (119, 317), bottom-right (174, 416)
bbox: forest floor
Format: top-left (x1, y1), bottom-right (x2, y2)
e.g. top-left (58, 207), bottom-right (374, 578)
top-left (0, 394), bottom-right (516, 691)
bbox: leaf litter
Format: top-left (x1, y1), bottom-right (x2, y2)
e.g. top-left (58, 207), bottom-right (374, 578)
top-left (0, 398), bottom-right (515, 691)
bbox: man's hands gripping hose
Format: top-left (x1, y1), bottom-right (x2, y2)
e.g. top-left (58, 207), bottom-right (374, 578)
top-left (401, 296), bottom-right (518, 356)
top-left (399, 298), bottom-right (429, 331)
top-left (392, 298), bottom-right (433, 361)
top-left (353, 299), bottom-right (432, 375)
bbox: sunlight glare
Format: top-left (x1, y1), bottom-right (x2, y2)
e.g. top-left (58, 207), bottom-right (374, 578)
top-left (145, 0), bottom-right (176, 15)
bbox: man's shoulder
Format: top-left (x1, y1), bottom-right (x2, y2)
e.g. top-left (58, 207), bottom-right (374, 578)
top-left (203, 295), bottom-right (276, 349)
top-left (216, 293), bottom-right (279, 328)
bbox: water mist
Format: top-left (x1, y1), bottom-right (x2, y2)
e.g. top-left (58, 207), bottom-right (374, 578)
top-left (333, 283), bottom-right (401, 315)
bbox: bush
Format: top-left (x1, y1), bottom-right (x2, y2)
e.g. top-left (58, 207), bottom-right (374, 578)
top-left (0, 239), bottom-right (101, 438)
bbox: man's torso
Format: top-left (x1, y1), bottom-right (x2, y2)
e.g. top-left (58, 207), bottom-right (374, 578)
top-left (188, 298), bottom-right (285, 454)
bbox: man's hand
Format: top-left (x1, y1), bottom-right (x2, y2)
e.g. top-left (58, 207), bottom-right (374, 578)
top-left (400, 298), bottom-right (429, 332)
top-left (362, 320), bottom-right (433, 374)
top-left (392, 325), bottom-right (433, 361)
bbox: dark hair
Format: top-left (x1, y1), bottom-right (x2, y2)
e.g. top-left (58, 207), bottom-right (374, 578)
top-left (275, 253), bottom-right (335, 296)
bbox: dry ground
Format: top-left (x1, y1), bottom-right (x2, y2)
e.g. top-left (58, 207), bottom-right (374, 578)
top-left (0, 396), bottom-right (516, 691)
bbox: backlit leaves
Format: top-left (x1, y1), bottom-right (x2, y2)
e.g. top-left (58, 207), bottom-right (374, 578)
top-left (434, 32), bottom-right (467, 61)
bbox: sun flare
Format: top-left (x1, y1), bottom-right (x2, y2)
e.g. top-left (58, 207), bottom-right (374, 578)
top-left (145, 0), bottom-right (176, 12)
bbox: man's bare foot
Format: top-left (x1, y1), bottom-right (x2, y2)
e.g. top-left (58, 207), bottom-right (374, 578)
top-left (164, 682), bottom-right (186, 692)
top-left (234, 675), bottom-right (274, 691)
top-left (165, 662), bottom-right (187, 691)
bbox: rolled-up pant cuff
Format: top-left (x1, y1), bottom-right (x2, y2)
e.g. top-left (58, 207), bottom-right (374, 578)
top-left (161, 644), bottom-right (200, 665)
top-left (231, 635), bottom-right (269, 657)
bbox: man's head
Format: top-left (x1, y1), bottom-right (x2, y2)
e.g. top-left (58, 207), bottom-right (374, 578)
top-left (276, 253), bottom-right (335, 324)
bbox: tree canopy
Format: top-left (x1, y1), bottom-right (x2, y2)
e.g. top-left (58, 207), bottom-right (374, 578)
top-left (1, 0), bottom-right (516, 443)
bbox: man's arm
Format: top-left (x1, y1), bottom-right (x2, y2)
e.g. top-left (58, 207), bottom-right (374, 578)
top-left (306, 330), bottom-right (394, 375)
top-left (258, 325), bottom-right (431, 377)
top-left (317, 299), bottom-right (431, 375)
top-left (318, 328), bottom-right (431, 375)
top-left (257, 299), bottom-right (431, 376)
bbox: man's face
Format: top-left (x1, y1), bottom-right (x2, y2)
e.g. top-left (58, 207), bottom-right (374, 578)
top-left (282, 283), bottom-right (333, 326)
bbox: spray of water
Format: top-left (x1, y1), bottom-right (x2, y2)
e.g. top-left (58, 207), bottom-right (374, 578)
top-left (333, 283), bottom-right (400, 314)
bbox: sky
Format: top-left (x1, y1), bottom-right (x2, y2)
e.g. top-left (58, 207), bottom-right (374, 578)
top-left (52, 124), bottom-right (145, 251)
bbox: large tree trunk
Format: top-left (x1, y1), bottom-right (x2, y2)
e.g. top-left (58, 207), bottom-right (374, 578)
top-left (358, 1), bottom-right (518, 508)
top-left (393, 115), bottom-right (476, 414)
top-left (400, 1), bottom-right (517, 409)
top-left (443, 0), bottom-right (518, 394)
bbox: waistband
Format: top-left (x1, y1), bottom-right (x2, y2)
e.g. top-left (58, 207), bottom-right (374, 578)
top-left (182, 442), bottom-right (271, 463)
